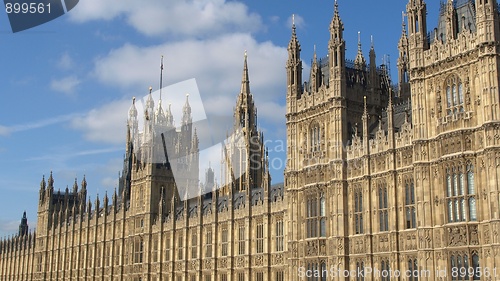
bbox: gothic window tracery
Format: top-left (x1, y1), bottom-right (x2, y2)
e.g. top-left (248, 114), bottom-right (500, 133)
top-left (205, 229), bottom-right (212, 258)
top-left (356, 261), bottom-right (365, 281)
top-left (446, 163), bottom-right (476, 223)
top-left (407, 258), bottom-right (418, 281)
top-left (450, 252), bottom-right (481, 280)
top-left (276, 219), bottom-right (284, 252)
top-left (221, 227), bottom-right (228, 256)
top-left (238, 224), bottom-right (245, 255)
top-left (405, 179), bottom-right (416, 229)
top-left (381, 259), bottom-right (391, 281)
top-left (445, 75), bottom-right (465, 116)
top-left (306, 193), bottom-right (326, 238)
top-left (379, 182), bottom-right (389, 232)
top-left (191, 230), bottom-right (197, 259)
top-left (354, 186), bottom-right (363, 234)
top-left (310, 123), bottom-right (321, 152)
top-left (256, 223), bottom-right (264, 253)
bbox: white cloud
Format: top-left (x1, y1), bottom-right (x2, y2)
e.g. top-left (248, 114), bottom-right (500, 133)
top-left (100, 177), bottom-right (119, 190)
top-left (57, 53), bottom-right (74, 70)
top-left (0, 125), bottom-right (10, 136)
top-left (69, 0), bottom-right (263, 38)
top-left (71, 99), bottom-right (131, 144)
top-left (0, 113), bottom-right (80, 137)
top-left (50, 75), bottom-right (81, 96)
top-left (287, 14), bottom-right (305, 30)
top-left (92, 33), bottom-right (287, 116)
top-left (0, 219), bottom-right (19, 235)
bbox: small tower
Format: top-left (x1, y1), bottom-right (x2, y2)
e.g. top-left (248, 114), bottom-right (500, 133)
top-left (18, 211), bottom-right (28, 236)
top-left (445, 0), bottom-right (458, 41)
top-left (286, 14), bottom-right (303, 113)
top-left (476, 0), bottom-right (500, 43)
top-left (309, 45), bottom-right (322, 93)
top-left (128, 97), bottom-right (139, 151)
top-left (181, 93), bottom-right (193, 152)
top-left (354, 32), bottom-right (366, 70)
top-left (406, 0), bottom-right (428, 139)
top-left (234, 51), bottom-right (257, 130)
top-left (368, 35), bottom-right (378, 93)
top-left (327, 0), bottom-right (348, 159)
top-left (398, 12), bottom-right (411, 99)
top-left (406, 0), bottom-right (428, 59)
top-left (328, 0), bottom-right (346, 98)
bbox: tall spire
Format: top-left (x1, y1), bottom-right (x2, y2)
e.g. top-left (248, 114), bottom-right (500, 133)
top-left (182, 94), bottom-right (192, 126)
top-left (241, 50), bottom-right (250, 95)
top-left (159, 55), bottom-right (164, 100)
top-left (309, 44), bottom-right (321, 92)
top-left (362, 96), bottom-right (369, 147)
top-left (235, 52), bottom-right (256, 130)
top-left (406, 0), bottom-right (428, 49)
top-left (354, 31), bottom-right (366, 70)
top-left (398, 11), bottom-right (410, 98)
top-left (287, 13), bottom-right (302, 101)
top-left (47, 171), bottom-right (54, 190)
top-left (145, 87), bottom-right (154, 119)
top-left (328, 0), bottom-right (345, 85)
top-left (18, 211), bottom-right (28, 236)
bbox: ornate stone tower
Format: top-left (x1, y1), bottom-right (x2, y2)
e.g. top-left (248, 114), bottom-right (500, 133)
top-left (286, 1), bottom-right (351, 277)
top-left (222, 52), bottom-right (268, 194)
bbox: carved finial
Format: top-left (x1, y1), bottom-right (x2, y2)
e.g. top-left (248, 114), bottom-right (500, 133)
top-left (149, 86), bottom-right (153, 94)
top-left (363, 96), bottom-right (368, 116)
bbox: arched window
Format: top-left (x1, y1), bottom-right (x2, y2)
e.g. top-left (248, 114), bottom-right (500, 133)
top-left (321, 262), bottom-right (327, 281)
top-left (378, 182), bottom-right (389, 232)
top-left (310, 123), bottom-right (321, 152)
top-left (445, 75), bottom-right (464, 116)
top-left (405, 179), bottom-right (416, 229)
top-left (356, 262), bottom-right (365, 281)
top-left (381, 259), bottom-right (391, 281)
top-left (472, 253), bottom-right (480, 280)
top-left (354, 187), bottom-right (363, 234)
top-left (408, 258), bottom-right (418, 281)
top-left (306, 193), bottom-right (327, 238)
top-left (446, 163), bottom-right (477, 223)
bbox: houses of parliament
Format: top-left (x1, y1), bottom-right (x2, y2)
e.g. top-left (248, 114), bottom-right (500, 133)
top-left (2, 0), bottom-right (500, 279)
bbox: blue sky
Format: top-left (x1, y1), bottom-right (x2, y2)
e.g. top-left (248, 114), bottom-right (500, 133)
top-left (0, 0), bottom-right (443, 237)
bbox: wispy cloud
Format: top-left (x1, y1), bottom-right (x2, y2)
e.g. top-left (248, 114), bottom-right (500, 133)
top-left (50, 75), bottom-right (81, 96)
top-left (57, 52), bottom-right (75, 70)
top-left (0, 219), bottom-right (20, 236)
top-left (286, 14), bottom-right (305, 29)
top-left (0, 113), bottom-right (82, 136)
top-left (25, 147), bottom-right (123, 162)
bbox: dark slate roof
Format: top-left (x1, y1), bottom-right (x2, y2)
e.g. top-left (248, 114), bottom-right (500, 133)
top-left (202, 198), bottom-right (212, 215)
top-left (251, 187), bottom-right (264, 206)
top-left (233, 191), bottom-right (246, 209)
top-left (429, 0), bottom-right (477, 44)
top-left (270, 183), bottom-right (284, 202)
top-left (217, 196), bottom-right (228, 213)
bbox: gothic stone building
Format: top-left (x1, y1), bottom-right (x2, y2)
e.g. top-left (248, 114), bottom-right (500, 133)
top-left (2, 0), bottom-right (500, 280)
